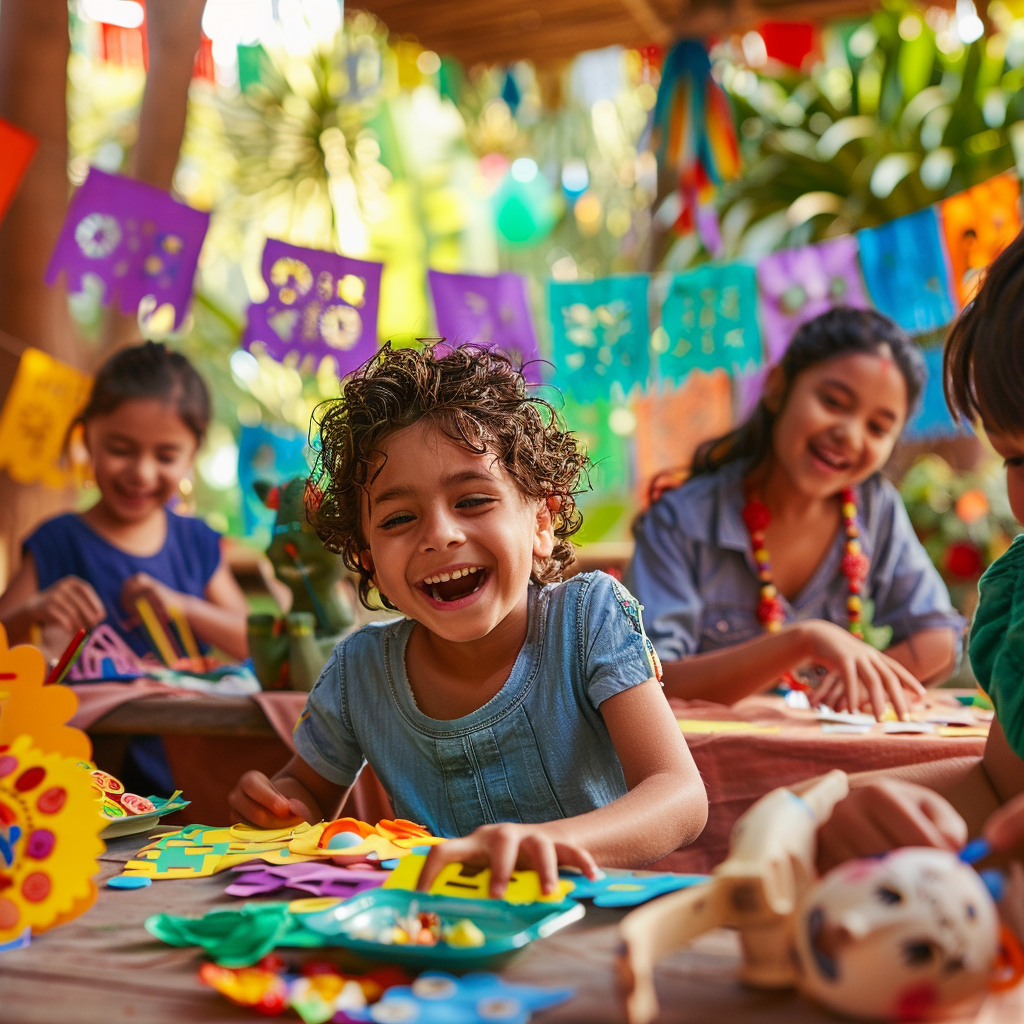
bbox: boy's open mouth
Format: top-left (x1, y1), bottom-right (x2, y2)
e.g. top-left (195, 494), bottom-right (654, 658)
top-left (418, 565), bottom-right (487, 603)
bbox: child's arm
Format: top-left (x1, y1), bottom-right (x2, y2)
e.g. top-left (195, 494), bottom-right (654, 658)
top-left (416, 678), bottom-right (708, 897)
top-left (661, 619), bottom-right (925, 720)
top-left (121, 556), bottom-right (249, 660)
top-left (229, 755), bottom-right (348, 827)
top-left (0, 552), bottom-right (106, 644)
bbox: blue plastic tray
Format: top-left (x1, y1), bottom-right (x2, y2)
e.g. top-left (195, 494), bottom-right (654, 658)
top-left (293, 887), bottom-right (585, 970)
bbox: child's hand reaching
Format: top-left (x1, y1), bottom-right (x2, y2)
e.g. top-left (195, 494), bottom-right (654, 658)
top-left (416, 823), bottom-right (602, 899)
top-left (228, 770), bottom-right (317, 829)
top-left (816, 779), bottom-right (968, 873)
top-left (121, 571), bottom-right (185, 620)
top-left (793, 620), bottom-right (926, 720)
top-left (27, 575), bottom-right (106, 634)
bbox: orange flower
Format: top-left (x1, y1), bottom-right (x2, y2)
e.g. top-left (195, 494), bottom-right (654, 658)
top-left (955, 489), bottom-right (989, 525)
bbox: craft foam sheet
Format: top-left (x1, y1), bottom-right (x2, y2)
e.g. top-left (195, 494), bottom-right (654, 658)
top-left (243, 237), bottom-right (383, 373)
top-left (756, 236), bottom-right (870, 363)
top-left (856, 207), bottom-right (957, 333)
top-left (45, 167), bottom-right (209, 330)
top-left (548, 275), bottom-right (650, 402)
top-left (559, 870), bottom-right (709, 907)
top-left (940, 171), bottom-right (1022, 306)
top-left (428, 269), bottom-right (541, 381)
top-left (224, 862), bottom-right (386, 899)
top-left (384, 855), bottom-right (575, 904)
top-left (0, 735), bottom-right (106, 942)
top-left (657, 263), bottom-right (762, 381)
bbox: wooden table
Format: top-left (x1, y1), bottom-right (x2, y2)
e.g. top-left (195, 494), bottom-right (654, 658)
top-left (4, 832), bottom-right (1020, 1023)
top-left (88, 693), bottom-right (276, 738)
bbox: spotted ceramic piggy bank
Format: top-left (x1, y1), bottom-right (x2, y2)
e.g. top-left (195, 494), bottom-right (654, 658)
top-left (794, 847), bottom-right (1000, 1021)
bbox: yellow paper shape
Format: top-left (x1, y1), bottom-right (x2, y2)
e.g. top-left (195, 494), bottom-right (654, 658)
top-left (384, 854), bottom-right (574, 904)
top-left (940, 726), bottom-right (990, 737)
top-left (0, 734), bottom-right (105, 942)
top-left (0, 347), bottom-right (92, 487)
top-left (676, 720), bottom-right (781, 735)
top-left (0, 622), bottom-right (91, 761)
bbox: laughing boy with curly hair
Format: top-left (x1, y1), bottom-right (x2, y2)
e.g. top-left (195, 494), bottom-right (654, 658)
top-left (230, 343), bottom-right (707, 896)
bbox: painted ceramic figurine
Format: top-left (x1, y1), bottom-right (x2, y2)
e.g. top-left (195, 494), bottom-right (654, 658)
top-left (247, 477), bottom-right (354, 690)
top-left (618, 771), bottom-right (1005, 1024)
top-left (794, 847), bottom-right (998, 1020)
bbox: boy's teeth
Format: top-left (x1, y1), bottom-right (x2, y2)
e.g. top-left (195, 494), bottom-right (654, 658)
top-left (423, 566), bottom-right (482, 585)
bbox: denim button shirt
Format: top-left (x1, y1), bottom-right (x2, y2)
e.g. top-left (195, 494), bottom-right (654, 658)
top-left (293, 571), bottom-right (659, 838)
top-left (625, 460), bottom-right (965, 663)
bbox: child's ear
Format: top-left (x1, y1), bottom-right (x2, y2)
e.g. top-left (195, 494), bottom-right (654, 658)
top-left (761, 365), bottom-right (787, 414)
top-left (359, 550), bottom-right (374, 575)
top-left (533, 497), bottom-right (557, 560)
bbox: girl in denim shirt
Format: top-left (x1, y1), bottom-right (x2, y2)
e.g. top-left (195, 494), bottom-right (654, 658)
top-left (627, 308), bottom-right (964, 721)
top-left (231, 343), bottom-right (707, 897)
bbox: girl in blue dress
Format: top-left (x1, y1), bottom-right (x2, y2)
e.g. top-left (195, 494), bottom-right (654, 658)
top-left (0, 341), bottom-right (249, 791)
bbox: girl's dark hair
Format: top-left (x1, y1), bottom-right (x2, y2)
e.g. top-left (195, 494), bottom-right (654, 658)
top-left (685, 306), bottom-right (926, 482)
top-left (78, 341), bottom-right (211, 442)
top-left (310, 342), bottom-right (588, 610)
top-left (945, 227), bottom-right (1024, 433)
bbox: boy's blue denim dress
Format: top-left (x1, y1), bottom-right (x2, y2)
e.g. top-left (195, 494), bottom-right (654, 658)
top-left (293, 571), bottom-right (660, 838)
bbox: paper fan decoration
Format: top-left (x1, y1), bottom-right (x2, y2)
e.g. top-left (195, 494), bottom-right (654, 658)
top-left (0, 735), bottom-right (105, 942)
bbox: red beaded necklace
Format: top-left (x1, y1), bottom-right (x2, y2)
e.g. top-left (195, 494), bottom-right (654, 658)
top-left (741, 486), bottom-right (870, 638)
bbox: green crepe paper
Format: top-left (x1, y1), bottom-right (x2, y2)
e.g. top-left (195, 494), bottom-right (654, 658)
top-left (657, 263), bottom-right (762, 382)
top-left (145, 904), bottom-right (313, 967)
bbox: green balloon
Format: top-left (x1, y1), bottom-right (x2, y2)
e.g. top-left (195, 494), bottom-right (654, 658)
top-left (493, 172), bottom-right (558, 248)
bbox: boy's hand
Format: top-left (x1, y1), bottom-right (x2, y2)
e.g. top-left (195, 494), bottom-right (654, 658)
top-left (228, 770), bottom-right (315, 828)
top-left (29, 575), bottom-right (106, 633)
top-left (121, 572), bottom-right (184, 621)
top-left (416, 823), bottom-right (601, 899)
top-left (816, 779), bottom-right (968, 873)
top-left (794, 620), bottom-right (926, 720)
top-left (984, 791), bottom-right (1024, 855)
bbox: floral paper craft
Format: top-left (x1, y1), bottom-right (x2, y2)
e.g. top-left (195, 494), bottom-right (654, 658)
top-left (0, 735), bottom-right (106, 943)
top-left (856, 207), bottom-right (957, 333)
top-left (45, 167), bottom-right (209, 330)
top-left (756, 237), bottom-right (870, 363)
top-left (428, 270), bottom-right (540, 381)
top-left (940, 171), bottom-right (1022, 306)
top-left (548, 275), bottom-right (650, 401)
top-left (0, 348), bottom-right (92, 489)
top-left (658, 263), bottom-right (762, 382)
top-left (243, 238), bottom-right (383, 374)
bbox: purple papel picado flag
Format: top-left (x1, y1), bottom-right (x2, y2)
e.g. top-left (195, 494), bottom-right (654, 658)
top-left (428, 269), bottom-right (541, 380)
top-left (243, 238), bottom-right (384, 373)
top-left (45, 167), bottom-right (209, 331)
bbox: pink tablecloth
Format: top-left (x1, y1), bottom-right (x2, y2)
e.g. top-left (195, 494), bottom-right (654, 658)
top-left (72, 684), bottom-right (987, 870)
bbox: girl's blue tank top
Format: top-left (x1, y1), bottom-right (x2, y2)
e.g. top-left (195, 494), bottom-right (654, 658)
top-left (23, 510), bottom-right (222, 657)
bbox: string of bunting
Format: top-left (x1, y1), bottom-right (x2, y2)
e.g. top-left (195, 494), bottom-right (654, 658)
top-left (40, 166), bottom-right (1024, 447)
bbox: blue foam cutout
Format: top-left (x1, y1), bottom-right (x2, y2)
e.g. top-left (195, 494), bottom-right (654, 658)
top-left (108, 875), bottom-right (153, 889)
top-left (980, 868), bottom-right (1005, 904)
top-left (379, 858), bottom-right (400, 869)
top-left (959, 838), bottom-right (991, 865)
top-left (326, 831), bottom-right (364, 851)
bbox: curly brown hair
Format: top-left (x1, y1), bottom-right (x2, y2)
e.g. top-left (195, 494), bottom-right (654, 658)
top-left (308, 342), bottom-right (588, 609)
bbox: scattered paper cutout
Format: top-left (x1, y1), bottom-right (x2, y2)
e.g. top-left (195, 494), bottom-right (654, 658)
top-left (756, 236), bottom-right (870, 363)
top-left (0, 623), bottom-right (91, 760)
top-left (0, 348), bottom-right (93, 489)
top-left (560, 870), bottom-right (709, 907)
top-left (288, 818), bottom-right (443, 864)
top-left (548, 275), bottom-right (650, 401)
top-left (243, 238), bottom-right (383, 373)
top-left (857, 207), bottom-right (957, 333)
top-left (940, 172), bottom-right (1022, 306)
top-left (45, 167), bottom-right (209, 330)
top-left (384, 855), bottom-right (574, 904)
top-left (658, 263), bottom-right (762, 382)
top-left (0, 734), bottom-right (106, 943)
top-left (428, 270), bottom-right (541, 381)
top-left (224, 862), bottom-right (386, 900)
top-left (676, 720), bottom-right (781, 734)
top-left (344, 971), bottom-right (574, 1024)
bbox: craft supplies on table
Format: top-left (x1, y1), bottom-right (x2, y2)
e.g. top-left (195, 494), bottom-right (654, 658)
top-left (80, 763), bottom-right (191, 838)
